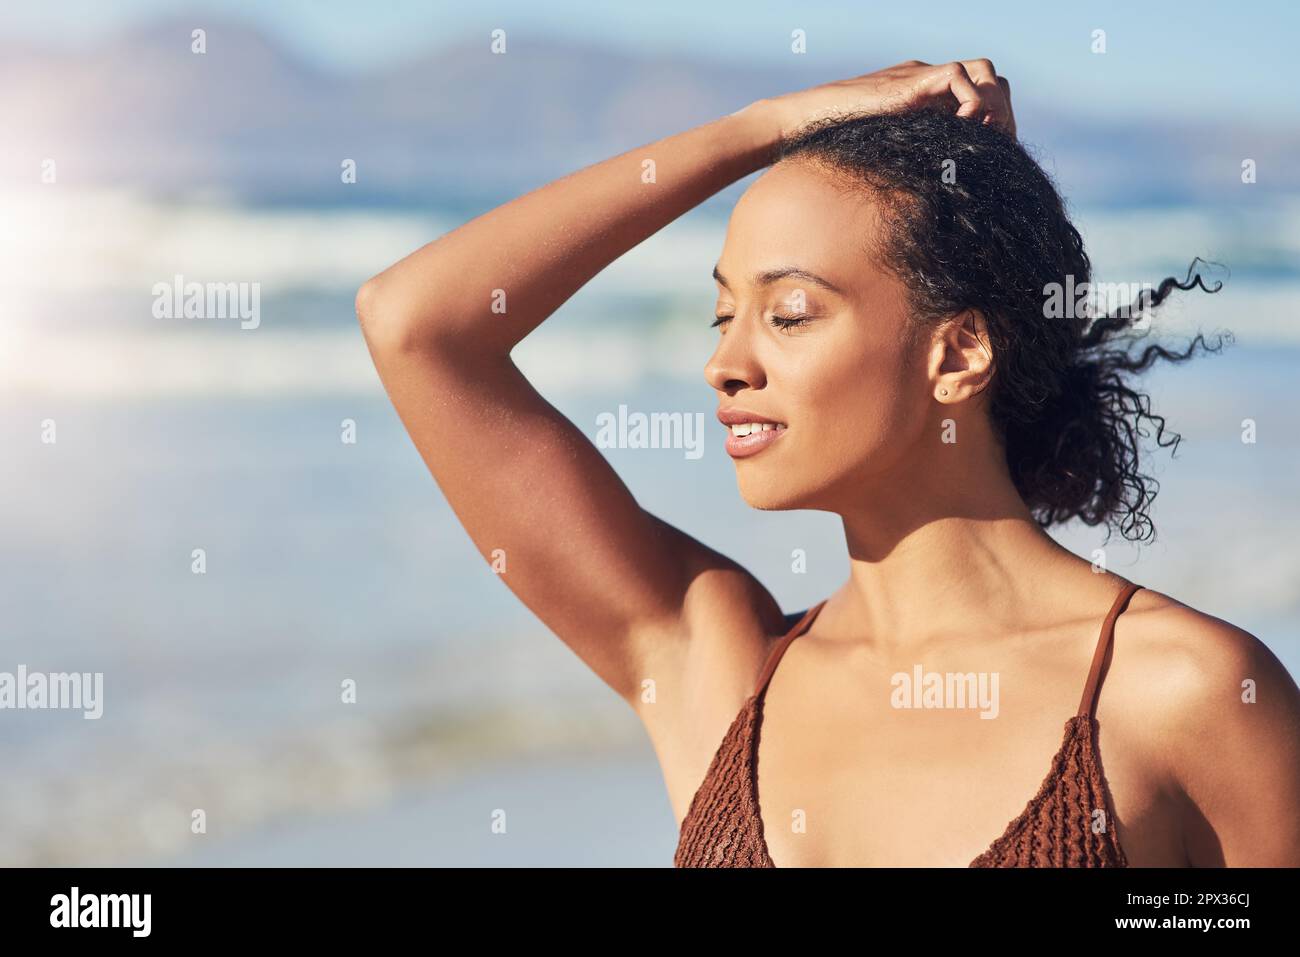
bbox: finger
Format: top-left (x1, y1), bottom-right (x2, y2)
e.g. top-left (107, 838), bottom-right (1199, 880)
top-left (961, 59), bottom-right (1005, 128)
top-left (996, 75), bottom-right (1017, 138)
top-left (961, 58), bottom-right (1011, 131)
top-left (929, 62), bottom-right (984, 120)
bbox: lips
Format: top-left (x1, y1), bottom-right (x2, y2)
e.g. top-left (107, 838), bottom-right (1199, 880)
top-left (717, 408), bottom-right (788, 459)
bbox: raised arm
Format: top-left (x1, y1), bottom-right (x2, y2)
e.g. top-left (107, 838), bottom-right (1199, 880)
top-left (355, 101), bottom-right (787, 707)
top-left (355, 61), bottom-right (1015, 707)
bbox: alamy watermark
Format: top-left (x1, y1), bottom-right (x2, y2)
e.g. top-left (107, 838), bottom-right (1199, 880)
top-left (595, 404), bottom-right (705, 460)
top-left (50, 887), bottom-right (150, 937)
top-left (1043, 276), bottom-right (1156, 322)
top-left (152, 274), bottom-right (261, 329)
top-left (0, 665), bottom-right (103, 719)
top-left (891, 665), bottom-right (999, 719)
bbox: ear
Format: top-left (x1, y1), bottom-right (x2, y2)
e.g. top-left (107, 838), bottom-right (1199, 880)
top-left (930, 309), bottom-right (994, 403)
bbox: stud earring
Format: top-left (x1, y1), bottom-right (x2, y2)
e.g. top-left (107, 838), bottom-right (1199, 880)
top-left (939, 387), bottom-right (949, 397)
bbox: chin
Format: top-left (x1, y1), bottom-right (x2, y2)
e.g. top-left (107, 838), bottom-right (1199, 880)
top-left (734, 455), bottom-right (854, 513)
top-left (734, 472), bottom-right (810, 511)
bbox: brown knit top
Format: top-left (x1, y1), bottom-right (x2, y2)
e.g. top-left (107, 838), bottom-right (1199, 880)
top-left (674, 578), bottom-right (1143, 868)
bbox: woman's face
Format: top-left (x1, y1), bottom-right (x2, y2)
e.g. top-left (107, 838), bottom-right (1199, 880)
top-left (705, 159), bottom-right (934, 512)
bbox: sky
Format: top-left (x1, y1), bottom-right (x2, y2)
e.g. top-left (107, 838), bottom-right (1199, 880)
top-left (0, 0), bottom-right (1292, 122)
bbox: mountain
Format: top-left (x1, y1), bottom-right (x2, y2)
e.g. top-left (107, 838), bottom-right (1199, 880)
top-left (2, 17), bottom-right (1294, 209)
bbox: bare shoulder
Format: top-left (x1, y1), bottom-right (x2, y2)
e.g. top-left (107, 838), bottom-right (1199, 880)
top-left (623, 517), bottom-right (804, 800)
top-left (627, 513), bottom-right (790, 720)
top-left (1107, 582), bottom-right (1289, 686)
top-left (1105, 583), bottom-right (1300, 865)
top-left (1109, 585), bottom-right (1298, 724)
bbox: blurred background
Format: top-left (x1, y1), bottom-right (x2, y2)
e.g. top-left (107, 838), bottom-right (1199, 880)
top-left (1, 0), bottom-right (1296, 866)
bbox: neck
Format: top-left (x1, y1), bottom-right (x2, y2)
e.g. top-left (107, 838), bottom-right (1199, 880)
top-left (829, 424), bottom-right (1102, 651)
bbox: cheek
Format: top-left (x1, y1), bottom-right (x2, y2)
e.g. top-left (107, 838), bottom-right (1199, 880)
top-left (793, 336), bottom-right (920, 465)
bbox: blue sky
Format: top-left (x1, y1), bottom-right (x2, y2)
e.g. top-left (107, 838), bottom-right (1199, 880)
top-left (1, 0), bottom-right (1290, 121)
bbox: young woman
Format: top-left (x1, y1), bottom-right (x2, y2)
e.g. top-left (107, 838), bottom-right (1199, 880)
top-left (356, 60), bottom-right (1300, 867)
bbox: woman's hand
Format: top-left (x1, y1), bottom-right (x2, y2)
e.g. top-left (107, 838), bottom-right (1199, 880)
top-left (756, 59), bottom-right (1016, 141)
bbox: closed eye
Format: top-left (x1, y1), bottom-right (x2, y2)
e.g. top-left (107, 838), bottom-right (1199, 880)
top-left (711, 314), bottom-right (814, 330)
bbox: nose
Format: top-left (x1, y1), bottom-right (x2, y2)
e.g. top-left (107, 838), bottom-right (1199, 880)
top-left (704, 317), bottom-right (767, 394)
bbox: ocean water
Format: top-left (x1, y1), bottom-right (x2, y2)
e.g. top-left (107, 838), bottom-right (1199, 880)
top-left (133, 750), bottom-right (677, 868)
top-left (2, 191), bottom-right (1297, 866)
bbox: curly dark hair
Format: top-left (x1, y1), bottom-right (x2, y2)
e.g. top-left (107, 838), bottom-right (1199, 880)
top-left (775, 107), bottom-right (1230, 545)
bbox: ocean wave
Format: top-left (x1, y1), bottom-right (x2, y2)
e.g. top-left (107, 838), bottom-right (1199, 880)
top-left (3, 186), bottom-right (1298, 396)
top-left (0, 288), bottom-right (1294, 400)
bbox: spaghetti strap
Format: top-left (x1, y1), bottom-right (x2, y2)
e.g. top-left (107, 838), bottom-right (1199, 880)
top-left (754, 599), bottom-right (828, 699)
top-left (1076, 578), bottom-right (1143, 719)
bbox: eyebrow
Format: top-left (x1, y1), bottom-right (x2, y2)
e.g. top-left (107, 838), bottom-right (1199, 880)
top-left (712, 264), bottom-right (844, 296)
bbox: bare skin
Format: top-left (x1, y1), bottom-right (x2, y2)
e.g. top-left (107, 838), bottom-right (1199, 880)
top-left (357, 60), bottom-right (1300, 867)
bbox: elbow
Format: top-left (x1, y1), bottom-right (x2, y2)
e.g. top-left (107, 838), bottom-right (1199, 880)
top-left (354, 275), bottom-right (380, 326)
top-left (356, 269), bottom-right (492, 360)
top-left (355, 275), bottom-right (391, 338)
top-left (355, 274), bottom-right (417, 353)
